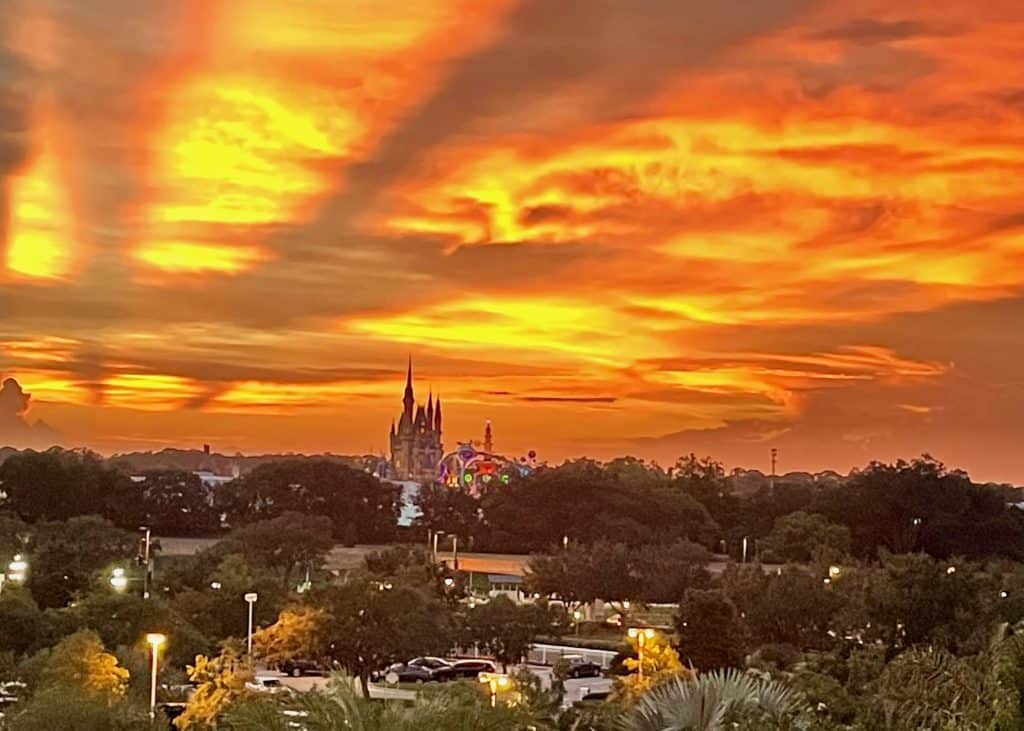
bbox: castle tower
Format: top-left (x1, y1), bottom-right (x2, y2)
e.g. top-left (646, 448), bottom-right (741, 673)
top-left (403, 356), bottom-right (415, 421)
top-left (389, 359), bottom-right (443, 483)
top-left (484, 420), bottom-right (493, 453)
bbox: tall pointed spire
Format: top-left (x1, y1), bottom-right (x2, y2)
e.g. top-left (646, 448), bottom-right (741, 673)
top-left (484, 420), bottom-right (493, 453)
top-left (403, 356), bottom-right (415, 420)
top-left (434, 395), bottom-right (442, 433)
top-left (426, 391), bottom-right (434, 428)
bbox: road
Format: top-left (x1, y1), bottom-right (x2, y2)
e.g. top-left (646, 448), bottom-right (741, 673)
top-left (156, 539), bottom-right (775, 578)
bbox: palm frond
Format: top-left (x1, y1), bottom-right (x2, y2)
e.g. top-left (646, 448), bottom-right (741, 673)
top-left (620, 669), bottom-right (801, 731)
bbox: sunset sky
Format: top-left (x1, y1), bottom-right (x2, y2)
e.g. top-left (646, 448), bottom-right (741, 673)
top-left (1, 0), bottom-right (1023, 482)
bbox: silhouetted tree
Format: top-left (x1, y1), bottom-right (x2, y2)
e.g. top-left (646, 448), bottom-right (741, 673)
top-left (221, 460), bottom-right (400, 542)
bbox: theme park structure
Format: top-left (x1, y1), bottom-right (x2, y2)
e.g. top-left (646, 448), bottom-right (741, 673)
top-left (438, 442), bottom-right (538, 493)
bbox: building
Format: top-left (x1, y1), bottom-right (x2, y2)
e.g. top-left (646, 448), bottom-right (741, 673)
top-left (389, 359), bottom-right (443, 483)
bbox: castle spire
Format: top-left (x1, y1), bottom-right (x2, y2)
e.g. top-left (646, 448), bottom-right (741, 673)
top-left (484, 419), bottom-right (493, 453)
top-left (434, 396), bottom-right (442, 433)
top-left (403, 356), bottom-right (415, 420)
top-left (426, 391), bottom-right (434, 428)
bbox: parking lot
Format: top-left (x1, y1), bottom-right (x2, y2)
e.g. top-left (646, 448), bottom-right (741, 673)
top-left (270, 664), bottom-right (613, 707)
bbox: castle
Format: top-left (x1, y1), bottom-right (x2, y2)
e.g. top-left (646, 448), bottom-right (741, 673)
top-left (389, 359), bottom-right (443, 483)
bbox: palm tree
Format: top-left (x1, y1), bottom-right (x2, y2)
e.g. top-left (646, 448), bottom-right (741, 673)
top-left (619, 669), bottom-right (800, 731)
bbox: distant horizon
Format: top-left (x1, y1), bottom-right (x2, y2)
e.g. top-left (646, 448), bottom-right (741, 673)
top-left (4, 439), bottom-right (1019, 488)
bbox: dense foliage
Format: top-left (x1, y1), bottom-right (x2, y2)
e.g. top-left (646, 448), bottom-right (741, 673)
top-left (1, 451), bottom-right (1024, 728)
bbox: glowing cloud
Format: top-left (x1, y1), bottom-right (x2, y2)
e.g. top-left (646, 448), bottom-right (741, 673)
top-left (134, 242), bottom-right (270, 275)
top-left (5, 121), bottom-right (75, 280)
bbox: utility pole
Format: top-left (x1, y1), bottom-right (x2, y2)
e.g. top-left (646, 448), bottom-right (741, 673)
top-left (770, 448), bottom-right (778, 492)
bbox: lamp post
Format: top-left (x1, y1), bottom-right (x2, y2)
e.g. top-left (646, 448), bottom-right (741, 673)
top-left (627, 627), bottom-right (656, 682)
top-left (146, 633), bottom-right (166, 721)
top-left (139, 526), bottom-right (152, 599)
top-left (479, 672), bottom-right (511, 707)
top-left (432, 531), bottom-right (445, 564)
top-left (573, 610), bottom-right (582, 636)
top-left (244, 593), bottom-right (258, 657)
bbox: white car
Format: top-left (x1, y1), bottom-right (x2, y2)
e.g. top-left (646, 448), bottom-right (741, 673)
top-left (245, 676), bottom-right (291, 694)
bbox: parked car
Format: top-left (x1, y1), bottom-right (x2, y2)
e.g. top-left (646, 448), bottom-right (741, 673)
top-left (562, 655), bottom-right (603, 679)
top-left (373, 662), bottom-right (441, 684)
top-left (407, 656), bottom-right (455, 681)
top-left (245, 676), bottom-right (292, 693)
top-left (279, 658), bottom-right (329, 677)
top-left (447, 659), bottom-right (497, 679)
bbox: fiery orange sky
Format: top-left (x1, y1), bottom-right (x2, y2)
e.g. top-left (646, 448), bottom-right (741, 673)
top-left (2, 0), bottom-right (1023, 482)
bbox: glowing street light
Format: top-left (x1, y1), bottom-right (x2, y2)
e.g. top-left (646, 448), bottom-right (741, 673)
top-left (479, 672), bottom-right (511, 707)
top-left (110, 568), bottom-right (129, 592)
top-left (146, 633), bottom-right (167, 721)
top-left (627, 627), bottom-right (656, 682)
top-left (7, 554), bottom-right (28, 585)
top-left (244, 593), bottom-right (258, 656)
top-left (572, 610), bottom-right (582, 636)
top-left (828, 566), bottom-right (841, 579)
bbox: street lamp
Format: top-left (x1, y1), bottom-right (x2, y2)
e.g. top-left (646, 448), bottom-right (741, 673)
top-left (432, 531), bottom-right (445, 564)
top-left (139, 527), bottom-right (153, 599)
top-left (627, 627), bottom-right (656, 682)
top-left (572, 610), bottom-right (582, 636)
top-left (244, 593), bottom-right (258, 656)
top-left (110, 568), bottom-right (129, 592)
top-left (146, 633), bottom-right (166, 721)
top-left (479, 672), bottom-right (511, 707)
top-left (7, 554), bottom-right (28, 585)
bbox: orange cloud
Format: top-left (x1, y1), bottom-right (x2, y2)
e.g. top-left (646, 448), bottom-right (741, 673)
top-left (4, 105), bottom-right (76, 281)
top-left (134, 242), bottom-right (270, 275)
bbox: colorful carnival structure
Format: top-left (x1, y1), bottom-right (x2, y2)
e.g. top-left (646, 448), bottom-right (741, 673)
top-left (438, 437), bottom-right (537, 493)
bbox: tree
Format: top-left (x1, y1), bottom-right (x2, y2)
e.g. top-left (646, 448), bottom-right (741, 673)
top-left (224, 512), bottom-right (334, 589)
top-left (760, 511), bottom-right (851, 563)
top-left (527, 540), bottom-right (710, 614)
top-left (175, 649), bottom-right (253, 730)
top-left (480, 460), bottom-right (717, 553)
top-left (463, 595), bottom-right (560, 671)
top-left (252, 606), bottom-right (328, 669)
top-left (40, 630), bottom-right (129, 702)
top-left (873, 648), bottom-right (989, 730)
top-left (134, 470), bottom-right (220, 536)
top-left (8, 684), bottom-right (153, 731)
top-left (676, 589), bottom-right (746, 671)
top-left (414, 483), bottom-right (482, 540)
top-left (0, 591), bottom-right (49, 657)
top-left (221, 460), bottom-right (401, 542)
top-left (322, 582), bottom-right (454, 695)
top-left (623, 671), bottom-right (801, 731)
top-left (814, 456), bottom-right (1024, 560)
top-left (632, 540), bottom-right (711, 604)
top-left (618, 631), bottom-right (690, 701)
top-left (0, 449), bottom-right (139, 526)
top-left (57, 592), bottom-right (211, 669)
top-left (27, 516), bottom-right (137, 608)
top-left (729, 566), bottom-right (842, 650)
top-left (0, 514), bottom-right (30, 558)
top-left (862, 551), bottom-right (976, 651)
